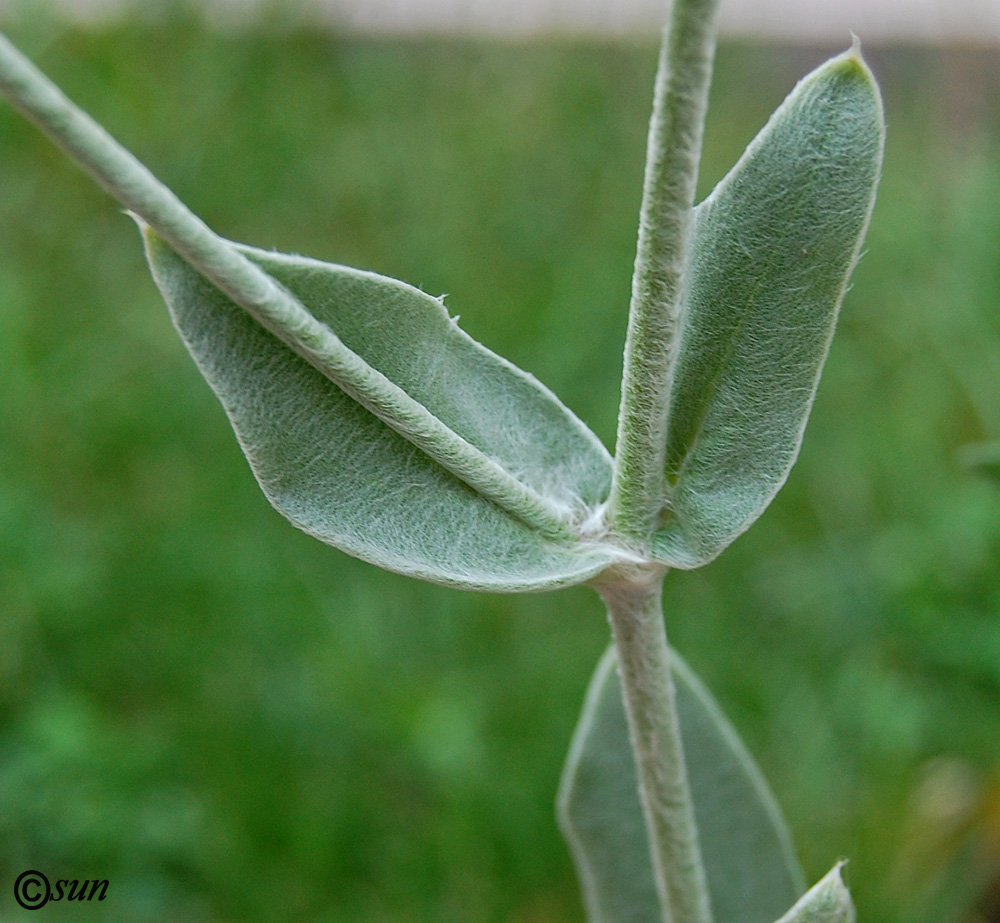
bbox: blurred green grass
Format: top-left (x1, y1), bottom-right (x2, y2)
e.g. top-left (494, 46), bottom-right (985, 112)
top-left (0, 11), bottom-right (999, 923)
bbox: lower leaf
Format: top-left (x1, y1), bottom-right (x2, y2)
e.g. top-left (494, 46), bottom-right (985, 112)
top-left (558, 645), bottom-right (804, 923)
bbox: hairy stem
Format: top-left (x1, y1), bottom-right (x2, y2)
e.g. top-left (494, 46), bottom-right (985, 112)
top-left (608, 0), bottom-right (721, 545)
top-left (0, 31), bottom-right (576, 540)
top-left (601, 2), bottom-right (721, 916)
top-left (601, 573), bottom-right (714, 923)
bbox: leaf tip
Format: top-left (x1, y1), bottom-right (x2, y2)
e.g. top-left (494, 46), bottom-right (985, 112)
top-left (775, 861), bottom-right (855, 923)
top-left (848, 31), bottom-right (863, 61)
top-left (813, 39), bottom-right (886, 192)
top-left (828, 34), bottom-right (881, 101)
top-left (124, 208), bottom-right (149, 233)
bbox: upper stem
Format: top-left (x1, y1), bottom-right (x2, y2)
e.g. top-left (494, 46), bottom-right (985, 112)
top-left (600, 573), bottom-right (714, 923)
top-left (608, 0), bottom-right (721, 547)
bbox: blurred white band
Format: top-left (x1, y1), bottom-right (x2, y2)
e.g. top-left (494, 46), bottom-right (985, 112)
top-left (2, 0), bottom-right (999, 43)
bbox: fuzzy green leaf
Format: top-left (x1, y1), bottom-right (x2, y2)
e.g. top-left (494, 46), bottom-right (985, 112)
top-left (773, 865), bottom-right (855, 923)
top-left (558, 646), bottom-right (804, 923)
top-left (654, 47), bottom-right (884, 567)
top-left (145, 233), bottom-right (616, 590)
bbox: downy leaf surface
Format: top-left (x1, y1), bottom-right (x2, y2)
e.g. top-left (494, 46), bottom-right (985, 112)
top-left (654, 48), bottom-right (884, 567)
top-left (145, 234), bottom-right (616, 590)
top-left (558, 646), bottom-right (804, 923)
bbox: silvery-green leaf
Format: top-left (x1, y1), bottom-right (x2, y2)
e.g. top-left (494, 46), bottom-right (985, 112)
top-left (654, 47), bottom-right (884, 567)
top-left (145, 233), bottom-right (616, 590)
top-left (558, 646), bottom-right (804, 923)
top-left (773, 865), bottom-right (855, 923)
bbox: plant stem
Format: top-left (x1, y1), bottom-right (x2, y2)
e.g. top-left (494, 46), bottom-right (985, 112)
top-left (601, 572), bottom-right (714, 923)
top-left (608, 0), bottom-right (721, 546)
top-left (602, 2), bottom-right (721, 905)
top-left (603, 1), bottom-right (721, 915)
top-left (0, 30), bottom-right (577, 541)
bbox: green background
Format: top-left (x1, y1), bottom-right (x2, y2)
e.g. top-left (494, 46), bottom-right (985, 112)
top-left (1, 8), bottom-right (999, 922)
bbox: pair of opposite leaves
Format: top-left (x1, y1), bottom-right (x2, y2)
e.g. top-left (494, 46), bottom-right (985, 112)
top-left (149, 60), bottom-right (879, 916)
top-left (146, 47), bottom-right (883, 591)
